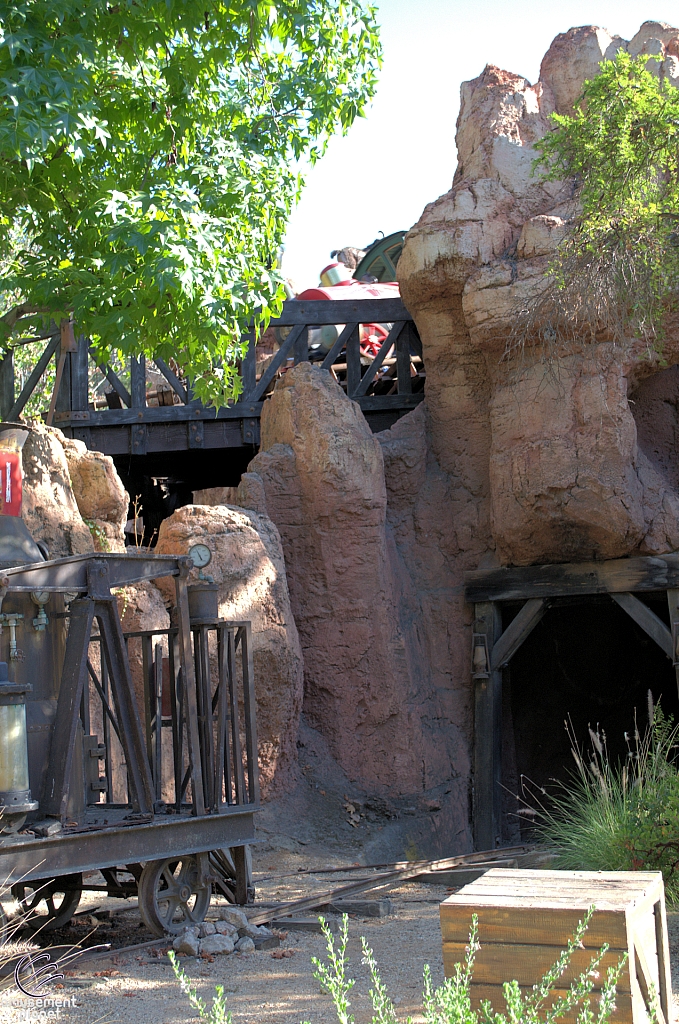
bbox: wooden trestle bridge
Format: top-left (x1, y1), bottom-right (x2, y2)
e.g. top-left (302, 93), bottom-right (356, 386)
top-left (0, 297), bottom-right (423, 460)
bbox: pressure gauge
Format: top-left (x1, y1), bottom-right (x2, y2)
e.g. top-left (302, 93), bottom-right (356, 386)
top-left (188, 543), bottom-right (212, 570)
top-left (30, 591), bottom-right (50, 607)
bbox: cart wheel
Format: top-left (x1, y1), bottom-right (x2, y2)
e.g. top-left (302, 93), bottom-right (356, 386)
top-left (138, 856), bottom-right (211, 936)
top-left (12, 874), bottom-right (82, 932)
top-left (0, 901), bottom-right (8, 945)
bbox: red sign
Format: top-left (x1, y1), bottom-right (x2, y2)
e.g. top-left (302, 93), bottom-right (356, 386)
top-left (0, 453), bottom-right (22, 516)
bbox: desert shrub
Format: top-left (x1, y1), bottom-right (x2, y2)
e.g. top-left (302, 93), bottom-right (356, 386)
top-left (167, 911), bottom-right (630, 1024)
top-left (305, 912), bottom-right (629, 1024)
top-left (535, 705), bottom-right (679, 903)
top-left (168, 950), bottom-right (232, 1024)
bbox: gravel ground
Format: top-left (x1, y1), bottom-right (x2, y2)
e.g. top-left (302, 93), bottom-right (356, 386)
top-left (1, 878), bottom-right (450, 1024)
top-left (2, 720), bottom-right (678, 1024)
top-left (3, 875), bottom-right (679, 1024)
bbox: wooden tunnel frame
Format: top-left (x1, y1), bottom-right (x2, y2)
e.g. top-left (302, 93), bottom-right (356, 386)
top-left (464, 553), bottom-right (679, 851)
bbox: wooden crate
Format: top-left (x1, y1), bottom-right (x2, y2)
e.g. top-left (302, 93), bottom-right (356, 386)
top-left (439, 869), bottom-right (672, 1023)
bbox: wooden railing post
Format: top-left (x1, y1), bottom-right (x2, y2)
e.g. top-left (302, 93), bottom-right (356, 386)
top-left (54, 340), bottom-right (73, 416)
top-left (130, 355), bottom-right (146, 408)
top-left (240, 330), bottom-right (256, 399)
top-left (473, 601), bottom-right (503, 851)
top-left (396, 322), bottom-right (413, 394)
top-left (130, 356), bottom-right (147, 454)
top-left (71, 334), bottom-right (90, 412)
top-left (346, 324), bottom-right (361, 397)
top-left (0, 351), bottom-right (14, 420)
top-left (293, 326), bottom-right (308, 365)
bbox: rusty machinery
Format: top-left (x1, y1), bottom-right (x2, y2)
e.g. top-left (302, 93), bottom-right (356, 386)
top-left (0, 423), bottom-right (259, 940)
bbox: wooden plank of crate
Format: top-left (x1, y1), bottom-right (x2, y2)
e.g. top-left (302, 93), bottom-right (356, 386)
top-left (466, 985), bottom-right (633, 1023)
top-left (466, 876), bottom-right (657, 892)
top-left (459, 890), bottom-right (656, 909)
top-left (633, 937), bottom-right (665, 1024)
top-left (440, 869), bottom-right (669, 1024)
top-left (439, 907), bottom-right (629, 949)
top-left (457, 868), bottom-right (662, 895)
top-left (653, 897), bottom-right (673, 1024)
top-left (476, 868), bottom-right (662, 882)
top-left (441, 940), bottom-right (631, 990)
top-left (442, 894), bottom-right (646, 911)
top-left (446, 872), bottom-right (662, 893)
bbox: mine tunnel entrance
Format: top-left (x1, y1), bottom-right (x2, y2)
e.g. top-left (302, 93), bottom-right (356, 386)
top-left (501, 594), bottom-right (679, 842)
top-left (466, 556), bottom-right (679, 851)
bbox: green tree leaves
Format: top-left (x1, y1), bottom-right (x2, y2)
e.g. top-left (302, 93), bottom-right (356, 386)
top-left (0, 0), bottom-right (381, 405)
top-left (530, 51), bottom-right (679, 353)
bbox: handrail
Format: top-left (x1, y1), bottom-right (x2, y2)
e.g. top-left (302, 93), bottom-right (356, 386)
top-left (0, 298), bottom-right (425, 447)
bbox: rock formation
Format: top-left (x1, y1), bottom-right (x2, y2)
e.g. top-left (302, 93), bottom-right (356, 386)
top-left (243, 364), bottom-right (470, 847)
top-left (399, 20), bottom-right (679, 567)
top-left (61, 437), bottom-right (128, 552)
top-left (22, 423), bottom-right (96, 558)
top-left (154, 503), bottom-right (304, 797)
top-left (205, 21), bottom-right (679, 848)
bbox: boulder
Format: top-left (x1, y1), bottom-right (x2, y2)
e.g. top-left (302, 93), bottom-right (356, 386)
top-left (61, 437), bottom-right (128, 552)
top-left (199, 933), bottom-right (234, 956)
top-left (21, 423), bottom-right (94, 559)
top-left (193, 486), bottom-right (238, 505)
top-left (154, 503), bottom-right (303, 797)
top-left (173, 928), bottom-right (200, 956)
top-left (215, 920), bottom-right (239, 937)
top-left (218, 906), bottom-right (249, 930)
top-left (235, 936), bottom-right (255, 953)
top-left (193, 474), bottom-right (268, 515)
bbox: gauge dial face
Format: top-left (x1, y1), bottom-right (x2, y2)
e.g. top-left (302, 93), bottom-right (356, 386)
top-left (188, 543), bottom-right (212, 569)
top-left (31, 590), bottom-right (50, 606)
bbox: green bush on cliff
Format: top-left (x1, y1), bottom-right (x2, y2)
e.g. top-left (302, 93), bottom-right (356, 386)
top-left (512, 50), bottom-right (679, 358)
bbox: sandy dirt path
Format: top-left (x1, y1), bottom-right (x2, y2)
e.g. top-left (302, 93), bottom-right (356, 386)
top-left (3, 880), bottom-right (677, 1024)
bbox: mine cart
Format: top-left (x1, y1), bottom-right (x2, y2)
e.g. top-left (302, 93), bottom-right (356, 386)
top-left (0, 423), bottom-right (258, 940)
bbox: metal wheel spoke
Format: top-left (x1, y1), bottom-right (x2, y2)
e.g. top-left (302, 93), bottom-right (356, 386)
top-left (184, 902), bottom-right (203, 923)
top-left (161, 866), bottom-right (181, 893)
top-left (158, 895), bottom-right (181, 923)
top-left (19, 876), bottom-right (82, 932)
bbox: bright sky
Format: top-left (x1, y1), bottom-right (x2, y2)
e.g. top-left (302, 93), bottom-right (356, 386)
top-left (281, 0), bottom-right (679, 290)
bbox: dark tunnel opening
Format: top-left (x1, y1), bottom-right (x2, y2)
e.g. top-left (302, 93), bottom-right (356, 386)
top-left (500, 593), bottom-right (679, 841)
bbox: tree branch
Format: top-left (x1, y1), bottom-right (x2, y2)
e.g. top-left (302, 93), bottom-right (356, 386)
top-left (0, 303), bottom-right (49, 329)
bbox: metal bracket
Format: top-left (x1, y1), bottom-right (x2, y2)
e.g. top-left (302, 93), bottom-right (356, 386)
top-left (241, 418), bottom-right (260, 445)
top-left (188, 420), bottom-right (204, 448)
top-left (131, 423), bottom-right (147, 455)
top-left (87, 561), bottom-right (112, 601)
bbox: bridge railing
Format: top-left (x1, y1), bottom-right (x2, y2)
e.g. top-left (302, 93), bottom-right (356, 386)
top-left (0, 297), bottom-right (423, 454)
